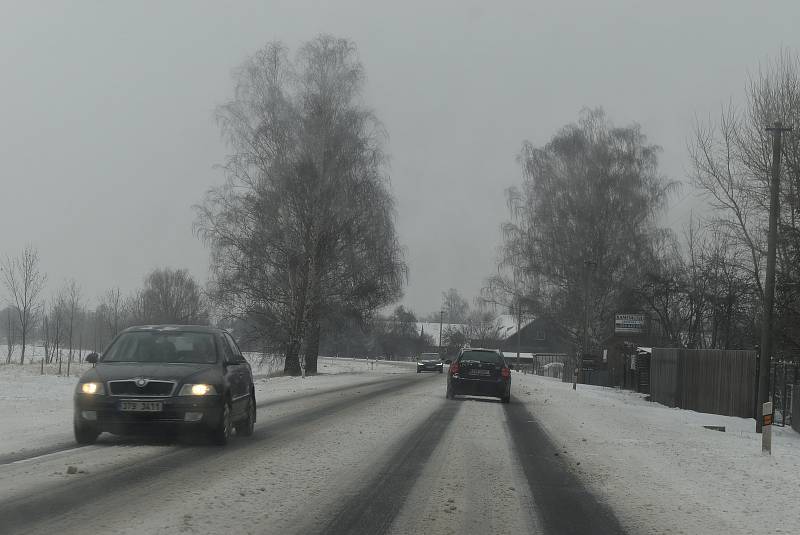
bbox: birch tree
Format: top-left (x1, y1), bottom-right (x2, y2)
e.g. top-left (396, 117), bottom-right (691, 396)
top-left (197, 36), bottom-right (405, 376)
top-left (498, 109), bottom-right (674, 347)
top-left (1, 246), bottom-right (46, 364)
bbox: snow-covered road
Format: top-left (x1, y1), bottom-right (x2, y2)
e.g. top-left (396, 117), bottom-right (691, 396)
top-left (2, 358), bottom-right (799, 534)
top-left (0, 359), bottom-right (620, 535)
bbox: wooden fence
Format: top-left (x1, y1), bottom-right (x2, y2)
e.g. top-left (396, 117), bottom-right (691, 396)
top-left (793, 387), bottom-right (800, 433)
top-left (650, 348), bottom-right (757, 418)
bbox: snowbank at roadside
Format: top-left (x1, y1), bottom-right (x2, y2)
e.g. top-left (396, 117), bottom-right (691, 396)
top-left (0, 355), bottom-right (408, 458)
top-left (512, 373), bottom-right (800, 534)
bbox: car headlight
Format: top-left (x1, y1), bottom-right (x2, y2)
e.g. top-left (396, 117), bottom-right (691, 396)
top-left (178, 384), bottom-right (218, 396)
top-left (79, 382), bottom-right (105, 395)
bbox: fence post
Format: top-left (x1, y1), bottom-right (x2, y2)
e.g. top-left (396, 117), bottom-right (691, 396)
top-left (763, 401), bottom-right (773, 455)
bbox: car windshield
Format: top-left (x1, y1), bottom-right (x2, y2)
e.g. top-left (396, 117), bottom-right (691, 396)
top-left (102, 331), bottom-right (218, 364)
top-left (459, 351), bottom-right (502, 365)
top-left (420, 354), bottom-right (440, 360)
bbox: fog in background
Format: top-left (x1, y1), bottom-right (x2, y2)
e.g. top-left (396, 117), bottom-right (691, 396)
top-left (1, 0), bottom-right (797, 315)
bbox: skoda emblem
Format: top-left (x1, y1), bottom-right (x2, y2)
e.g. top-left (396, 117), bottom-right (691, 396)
top-left (135, 378), bottom-right (148, 388)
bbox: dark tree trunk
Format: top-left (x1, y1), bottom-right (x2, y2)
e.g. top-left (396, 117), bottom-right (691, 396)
top-left (284, 339), bottom-right (302, 376)
top-left (283, 254), bottom-right (311, 377)
top-left (304, 320), bottom-right (320, 375)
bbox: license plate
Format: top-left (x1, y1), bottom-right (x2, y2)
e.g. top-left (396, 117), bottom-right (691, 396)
top-left (120, 401), bottom-right (163, 412)
top-left (468, 369), bottom-right (491, 376)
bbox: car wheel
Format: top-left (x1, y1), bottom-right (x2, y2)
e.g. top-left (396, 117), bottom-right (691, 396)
top-left (74, 420), bottom-right (99, 445)
top-left (236, 395), bottom-right (256, 437)
top-left (438, 368), bottom-right (443, 374)
top-left (417, 369), bottom-right (421, 373)
top-left (211, 401), bottom-right (232, 445)
top-left (446, 386), bottom-right (454, 399)
top-left (501, 395), bottom-right (511, 404)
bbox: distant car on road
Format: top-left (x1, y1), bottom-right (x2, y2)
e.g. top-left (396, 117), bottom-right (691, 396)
top-left (417, 353), bottom-right (443, 373)
top-left (73, 325), bottom-right (256, 446)
top-left (446, 348), bottom-right (511, 403)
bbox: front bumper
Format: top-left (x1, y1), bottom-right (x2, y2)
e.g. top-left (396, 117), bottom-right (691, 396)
top-left (417, 364), bottom-right (443, 372)
top-left (74, 394), bottom-right (224, 434)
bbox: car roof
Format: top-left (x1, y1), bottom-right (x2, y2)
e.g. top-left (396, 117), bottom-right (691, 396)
top-left (121, 324), bottom-right (226, 334)
top-left (459, 347), bottom-right (501, 353)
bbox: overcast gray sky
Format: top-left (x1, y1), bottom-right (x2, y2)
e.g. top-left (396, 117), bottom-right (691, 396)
top-left (1, 0), bottom-right (798, 315)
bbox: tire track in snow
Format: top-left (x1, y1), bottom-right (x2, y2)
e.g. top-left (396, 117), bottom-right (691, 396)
top-left (317, 399), bottom-right (461, 535)
top-left (0, 374), bottom-right (436, 535)
top-left (504, 399), bottom-right (626, 534)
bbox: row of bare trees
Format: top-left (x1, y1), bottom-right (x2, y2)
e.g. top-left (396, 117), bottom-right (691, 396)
top-left (628, 51), bottom-right (800, 354)
top-left (487, 50), bottom-right (800, 357)
top-left (196, 36), bottom-right (406, 375)
top-left (1, 249), bottom-right (208, 366)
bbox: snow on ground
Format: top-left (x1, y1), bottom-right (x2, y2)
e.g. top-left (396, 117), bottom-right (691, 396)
top-left (512, 372), bottom-right (800, 535)
top-left (0, 355), bottom-right (412, 458)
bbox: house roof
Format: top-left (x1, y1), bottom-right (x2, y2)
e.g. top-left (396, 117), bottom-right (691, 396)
top-left (495, 313), bottom-right (536, 341)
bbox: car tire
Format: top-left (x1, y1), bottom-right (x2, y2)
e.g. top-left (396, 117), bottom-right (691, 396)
top-left (501, 395), bottom-right (511, 404)
top-left (74, 420), bottom-right (99, 445)
top-left (446, 386), bottom-right (455, 399)
top-left (236, 395), bottom-right (256, 437)
top-left (417, 369), bottom-right (421, 373)
top-left (439, 369), bottom-right (443, 374)
top-left (211, 401), bottom-right (233, 445)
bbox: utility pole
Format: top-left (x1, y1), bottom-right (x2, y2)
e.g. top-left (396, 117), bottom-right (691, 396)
top-left (757, 121), bottom-right (792, 433)
top-left (516, 299), bottom-right (522, 371)
top-left (438, 309), bottom-right (444, 359)
top-left (580, 260), bottom-right (597, 388)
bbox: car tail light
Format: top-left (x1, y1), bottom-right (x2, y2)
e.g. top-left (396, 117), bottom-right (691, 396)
top-left (501, 367), bottom-right (510, 379)
top-left (450, 361), bottom-right (460, 375)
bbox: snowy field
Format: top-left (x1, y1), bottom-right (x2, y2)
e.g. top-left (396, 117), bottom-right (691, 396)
top-left (512, 374), bottom-right (800, 535)
top-left (0, 355), bottom-right (412, 458)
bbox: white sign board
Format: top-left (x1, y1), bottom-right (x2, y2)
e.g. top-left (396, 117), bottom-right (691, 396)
top-left (615, 314), bottom-right (646, 334)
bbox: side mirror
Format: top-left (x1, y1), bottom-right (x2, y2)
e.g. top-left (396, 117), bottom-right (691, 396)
top-left (508, 364), bottom-right (514, 370)
top-left (444, 359), bottom-right (452, 364)
top-left (85, 353), bottom-right (99, 365)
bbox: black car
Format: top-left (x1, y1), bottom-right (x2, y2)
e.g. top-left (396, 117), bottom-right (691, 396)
top-left (74, 325), bottom-right (256, 445)
top-left (416, 353), bottom-right (443, 373)
top-left (446, 348), bottom-right (511, 403)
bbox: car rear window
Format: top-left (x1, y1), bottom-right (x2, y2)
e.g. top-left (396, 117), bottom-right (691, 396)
top-left (459, 350), bottom-right (503, 364)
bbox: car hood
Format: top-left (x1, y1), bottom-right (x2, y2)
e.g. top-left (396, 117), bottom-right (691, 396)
top-left (82, 363), bottom-right (217, 384)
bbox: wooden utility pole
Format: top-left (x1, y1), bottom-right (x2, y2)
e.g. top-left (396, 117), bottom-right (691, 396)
top-left (579, 260), bottom-right (597, 388)
top-left (516, 299), bottom-right (522, 371)
top-left (438, 309), bottom-right (444, 358)
top-left (757, 121), bottom-right (792, 433)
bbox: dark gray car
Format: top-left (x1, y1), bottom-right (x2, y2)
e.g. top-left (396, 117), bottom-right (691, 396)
top-left (446, 348), bottom-right (511, 403)
top-left (73, 325), bottom-right (256, 445)
top-left (417, 352), bottom-right (443, 373)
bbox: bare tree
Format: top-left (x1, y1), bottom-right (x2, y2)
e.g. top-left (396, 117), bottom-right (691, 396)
top-left (197, 36), bottom-right (405, 376)
top-left (2, 306), bottom-right (17, 364)
top-left (689, 50), bottom-right (800, 354)
top-left (497, 109), bottom-right (674, 348)
top-left (1, 246), bottom-right (46, 364)
top-left (61, 279), bottom-right (82, 374)
top-left (441, 289), bottom-right (469, 323)
top-left (129, 268), bottom-right (207, 325)
top-left (41, 306), bottom-right (50, 364)
top-left (100, 287), bottom-right (126, 338)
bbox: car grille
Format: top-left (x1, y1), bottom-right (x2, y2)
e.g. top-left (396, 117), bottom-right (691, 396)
top-left (108, 380), bottom-right (175, 397)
